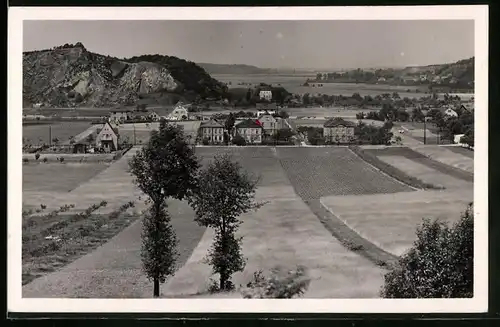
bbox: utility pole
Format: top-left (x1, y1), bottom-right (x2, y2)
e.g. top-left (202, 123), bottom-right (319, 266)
top-left (423, 117), bottom-right (427, 145)
top-left (133, 123), bottom-right (136, 145)
top-left (49, 125), bottom-right (52, 147)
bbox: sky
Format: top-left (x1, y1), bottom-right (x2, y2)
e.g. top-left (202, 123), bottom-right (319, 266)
top-left (23, 20), bottom-right (474, 70)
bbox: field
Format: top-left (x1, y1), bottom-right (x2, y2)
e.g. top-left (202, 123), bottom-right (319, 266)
top-left (320, 189), bottom-right (472, 257)
top-left (23, 162), bottom-right (111, 194)
top-left (410, 145), bottom-right (474, 174)
top-left (443, 145), bottom-right (474, 159)
top-left (22, 144), bottom-right (474, 298)
top-left (319, 145), bottom-right (474, 257)
top-left (377, 156), bottom-right (472, 189)
top-left (213, 74), bottom-right (426, 98)
top-left (116, 121), bottom-right (201, 145)
top-left (277, 147), bottom-right (411, 200)
top-left (23, 121), bottom-right (93, 145)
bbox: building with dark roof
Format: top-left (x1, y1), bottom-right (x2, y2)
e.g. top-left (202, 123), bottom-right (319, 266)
top-left (235, 119), bottom-right (263, 144)
top-left (323, 118), bottom-right (356, 144)
top-left (199, 119), bottom-right (225, 144)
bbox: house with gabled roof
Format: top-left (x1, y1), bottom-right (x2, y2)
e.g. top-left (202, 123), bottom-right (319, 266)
top-left (199, 119), bottom-right (225, 144)
top-left (235, 119), bottom-right (264, 144)
top-left (96, 121), bottom-right (119, 152)
top-left (323, 118), bottom-right (356, 144)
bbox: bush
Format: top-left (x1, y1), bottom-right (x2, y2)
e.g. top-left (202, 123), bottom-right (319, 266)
top-left (241, 266), bottom-right (311, 298)
top-left (43, 157), bottom-right (48, 163)
top-left (59, 157), bottom-right (65, 163)
top-left (23, 158), bottom-right (29, 163)
top-left (35, 153), bottom-right (40, 160)
top-left (381, 203), bottom-right (473, 298)
top-left (232, 134), bottom-right (246, 146)
top-left (202, 137), bottom-right (210, 145)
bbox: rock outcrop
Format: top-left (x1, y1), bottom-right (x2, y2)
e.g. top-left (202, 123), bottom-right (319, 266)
top-left (23, 43), bottom-right (227, 108)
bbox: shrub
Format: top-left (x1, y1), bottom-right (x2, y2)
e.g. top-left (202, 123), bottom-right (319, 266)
top-left (23, 158), bottom-right (29, 163)
top-left (43, 157), bottom-right (48, 163)
top-left (381, 203), bottom-right (473, 298)
top-left (232, 134), bottom-right (246, 146)
top-left (241, 266), bottom-right (311, 298)
top-left (35, 153), bottom-right (40, 160)
top-left (202, 137), bottom-right (210, 145)
top-left (59, 157), bottom-right (65, 163)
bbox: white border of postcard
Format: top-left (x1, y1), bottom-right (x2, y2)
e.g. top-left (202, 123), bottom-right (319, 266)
top-left (8, 5), bottom-right (488, 313)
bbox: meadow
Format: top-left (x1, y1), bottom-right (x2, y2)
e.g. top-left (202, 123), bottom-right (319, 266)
top-left (213, 73), bottom-right (426, 98)
top-left (23, 121), bottom-right (93, 145)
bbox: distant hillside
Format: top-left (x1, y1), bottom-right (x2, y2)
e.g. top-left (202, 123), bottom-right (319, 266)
top-left (312, 57), bottom-right (474, 90)
top-left (23, 43), bottom-right (228, 108)
top-left (197, 63), bottom-right (273, 75)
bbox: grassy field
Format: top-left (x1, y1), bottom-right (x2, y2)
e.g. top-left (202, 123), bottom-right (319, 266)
top-left (213, 74), bottom-right (425, 98)
top-left (23, 162), bottom-right (111, 194)
top-left (320, 189), bottom-right (473, 257)
top-left (23, 121), bottom-right (93, 145)
top-left (410, 145), bottom-right (474, 174)
top-left (116, 121), bottom-right (201, 145)
top-left (443, 146), bottom-right (474, 159)
top-left (377, 156), bottom-right (472, 190)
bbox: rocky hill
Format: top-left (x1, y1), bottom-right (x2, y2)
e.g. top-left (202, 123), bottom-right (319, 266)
top-left (23, 43), bottom-right (228, 108)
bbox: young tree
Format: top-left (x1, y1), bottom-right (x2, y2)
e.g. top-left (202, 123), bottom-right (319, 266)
top-left (224, 113), bottom-right (236, 144)
top-left (189, 154), bottom-right (264, 291)
top-left (129, 121), bottom-right (200, 297)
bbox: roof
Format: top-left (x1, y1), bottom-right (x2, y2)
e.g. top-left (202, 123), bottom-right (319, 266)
top-left (236, 119), bottom-right (263, 129)
top-left (323, 118), bottom-right (356, 128)
top-left (200, 119), bottom-right (224, 128)
top-left (101, 121), bottom-right (119, 135)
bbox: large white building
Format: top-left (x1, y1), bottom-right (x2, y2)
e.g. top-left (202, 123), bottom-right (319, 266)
top-left (259, 90), bottom-right (273, 101)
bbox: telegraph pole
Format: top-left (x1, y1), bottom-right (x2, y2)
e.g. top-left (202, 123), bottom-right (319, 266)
top-left (133, 123), bottom-right (136, 145)
top-left (423, 117), bottom-right (427, 145)
top-left (49, 125), bottom-right (52, 147)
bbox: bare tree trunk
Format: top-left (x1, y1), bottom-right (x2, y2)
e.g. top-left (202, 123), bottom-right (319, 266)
top-left (153, 277), bottom-right (160, 297)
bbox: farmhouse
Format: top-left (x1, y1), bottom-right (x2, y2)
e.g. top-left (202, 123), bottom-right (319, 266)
top-left (96, 121), bottom-right (119, 152)
top-left (323, 118), bottom-right (356, 144)
top-left (199, 119), bottom-right (225, 144)
top-left (235, 119), bottom-right (263, 144)
top-left (259, 90), bottom-right (273, 101)
top-left (167, 103), bottom-right (190, 121)
top-left (257, 114), bottom-right (278, 136)
top-left (109, 108), bottom-right (134, 123)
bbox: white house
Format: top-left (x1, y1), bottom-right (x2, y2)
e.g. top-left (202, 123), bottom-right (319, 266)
top-left (167, 103), bottom-right (190, 121)
top-left (444, 108), bottom-right (458, 118)
top-left (96, 121), bottom-right (119, 152)
top-left (259, 90), bottom-right (273, 101)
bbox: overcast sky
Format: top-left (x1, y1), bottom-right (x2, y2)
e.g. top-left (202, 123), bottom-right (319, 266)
top-left (23, 20), bottom-right (474, 69)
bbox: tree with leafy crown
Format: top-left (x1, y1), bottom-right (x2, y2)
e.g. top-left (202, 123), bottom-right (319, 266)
top-left (188, 154), bottom-right (264, 291)
top-left (129, 120), bottom-right (199, 297)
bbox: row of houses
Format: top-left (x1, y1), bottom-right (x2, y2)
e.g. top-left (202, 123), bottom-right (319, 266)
top-left (199, 113), bottom-right (291, 144)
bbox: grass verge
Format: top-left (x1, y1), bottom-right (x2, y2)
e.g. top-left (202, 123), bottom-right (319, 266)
top-left (348, 145), bottom-right (443, 190)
